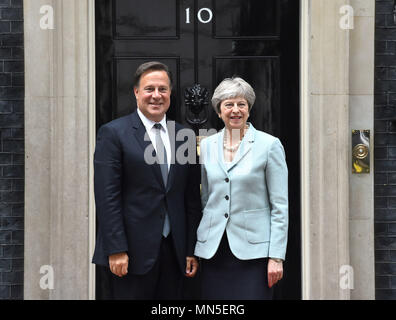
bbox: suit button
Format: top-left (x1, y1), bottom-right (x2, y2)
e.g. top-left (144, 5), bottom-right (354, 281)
top-left (225, 195), bottom-right (229, 200)
top-left (225, 213), bottom-right (229, 218)
top-left (225, 178), bottom-right (229, 183)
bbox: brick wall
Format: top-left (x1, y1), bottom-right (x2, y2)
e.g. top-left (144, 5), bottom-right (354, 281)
top-left (375, 0), bottom-right (396, 300)
top-left (0, 0), bottom-right (24, 300)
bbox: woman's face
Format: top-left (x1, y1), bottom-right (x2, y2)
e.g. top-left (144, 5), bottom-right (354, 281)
top-left (218, 97), bottom-right (249, 131)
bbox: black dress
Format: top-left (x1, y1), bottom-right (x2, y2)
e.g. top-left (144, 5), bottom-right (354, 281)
top-left (200, 232), bottom-right (274, 300)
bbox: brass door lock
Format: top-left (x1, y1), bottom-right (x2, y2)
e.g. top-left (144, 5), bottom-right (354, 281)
top-left (352, 130), bottom-right (370, 174)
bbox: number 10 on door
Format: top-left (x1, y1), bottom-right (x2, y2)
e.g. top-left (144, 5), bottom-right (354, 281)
top-left (186, 7), bottom-right (213, 24)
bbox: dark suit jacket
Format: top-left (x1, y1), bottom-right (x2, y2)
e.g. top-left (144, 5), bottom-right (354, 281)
top-left (92, 111), bottom-right (202, 275)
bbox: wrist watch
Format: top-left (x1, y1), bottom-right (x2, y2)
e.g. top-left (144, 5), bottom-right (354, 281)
top-left (271, 258), bottom-right (283, 263)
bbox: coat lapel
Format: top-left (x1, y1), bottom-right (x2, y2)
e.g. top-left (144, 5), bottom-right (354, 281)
top-left (216, 129), bottom-right (228, 175)
top-left (226, 124), bottom-right (255, 172)
top-left (130, 112), bottom-right (165, 190)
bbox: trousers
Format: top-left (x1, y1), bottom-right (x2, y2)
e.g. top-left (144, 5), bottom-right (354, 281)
top-left (109, 234), bottom-right (183, 300)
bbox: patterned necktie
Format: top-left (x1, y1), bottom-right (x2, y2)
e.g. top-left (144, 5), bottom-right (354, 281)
top-left (153, 123), bottom-right (170, 237)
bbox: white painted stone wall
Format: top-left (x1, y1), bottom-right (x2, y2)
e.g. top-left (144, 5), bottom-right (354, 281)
top-left (301, 0), bottom-right (351, 300)
top-left (23, 0), bottom-right (375, 299)
top-left (24, 0), bottom-right (94, 299)
top-left (348, 0), bottom-right (375, 300)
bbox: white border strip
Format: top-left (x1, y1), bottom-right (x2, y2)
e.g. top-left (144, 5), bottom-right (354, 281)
top-left (300, 0), bottom-right (310, 300)
top-left (88, 0), bottom-right (96, 300)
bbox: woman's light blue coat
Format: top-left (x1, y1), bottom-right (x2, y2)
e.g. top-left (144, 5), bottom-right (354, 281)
top-left (194, 124), bottom-right (289, 260)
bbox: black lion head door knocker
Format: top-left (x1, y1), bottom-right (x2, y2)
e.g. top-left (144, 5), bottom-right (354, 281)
top-left (184, 84), bottom-right (209, 132)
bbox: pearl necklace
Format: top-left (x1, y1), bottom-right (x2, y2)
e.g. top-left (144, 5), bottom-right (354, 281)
top-left (223, 139), bottom-right (241, 152)
top-left (223, 124), bottom-right (249, 152)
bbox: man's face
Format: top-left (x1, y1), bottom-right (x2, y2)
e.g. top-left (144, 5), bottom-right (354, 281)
top-left (134, 70), bottom-right (171, 122)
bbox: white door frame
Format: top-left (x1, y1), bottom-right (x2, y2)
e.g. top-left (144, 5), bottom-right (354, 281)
top-left (88, 0), bottom-right (96, 301)
top-left (86, 0), bottom-right (309, 300)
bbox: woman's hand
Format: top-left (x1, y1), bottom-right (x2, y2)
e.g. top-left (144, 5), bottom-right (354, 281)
top-left (268, 258), bottom-right (283, 288)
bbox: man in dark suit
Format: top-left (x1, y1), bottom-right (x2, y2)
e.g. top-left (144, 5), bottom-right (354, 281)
top-left (92, 61), bottom-right (202, 299)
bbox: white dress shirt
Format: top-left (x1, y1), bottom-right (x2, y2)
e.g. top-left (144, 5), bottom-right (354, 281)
top-left (137, 108), bottom-right (171, 171)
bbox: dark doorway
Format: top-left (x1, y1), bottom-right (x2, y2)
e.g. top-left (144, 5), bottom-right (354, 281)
top-left (95, 0), bottom-right (300, 300)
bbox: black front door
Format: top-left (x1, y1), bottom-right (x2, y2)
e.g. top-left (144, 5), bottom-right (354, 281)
top-left (95, 0), bottom-right (300, 299)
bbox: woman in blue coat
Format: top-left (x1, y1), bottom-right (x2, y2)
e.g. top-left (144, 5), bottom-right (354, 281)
top-left (194, 77), bottom-right (289, 300)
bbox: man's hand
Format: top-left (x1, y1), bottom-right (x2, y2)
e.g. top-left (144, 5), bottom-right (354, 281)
top-left (185, 256), bottom-right (199, 278)
top-left (268, 258), bottom-right (283, 288)
top-left (109, 252), bottom-right (129, 277)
